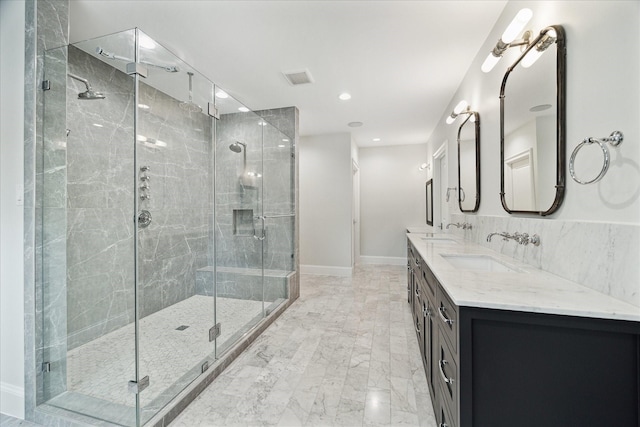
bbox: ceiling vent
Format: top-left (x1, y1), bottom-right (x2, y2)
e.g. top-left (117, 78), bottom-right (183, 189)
top-left (283, 69), bottom-right (314, 86)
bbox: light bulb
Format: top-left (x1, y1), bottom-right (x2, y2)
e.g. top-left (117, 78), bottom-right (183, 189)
top-left (481, 52), bottom-right (501, 73)
top-left (521, 48), bottom-right (544, 68)
top-left (453, 100), bottom-right (468, 115)
top-left (446, 115), bottom-right (456, 125)
top-left (501, 8), bottom-right (533, 44)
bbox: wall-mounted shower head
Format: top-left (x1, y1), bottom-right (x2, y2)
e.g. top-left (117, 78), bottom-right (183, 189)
top-left (229, 141), bottom-right (246, 153)
top-left (68, 73), bottom-right (105, 100)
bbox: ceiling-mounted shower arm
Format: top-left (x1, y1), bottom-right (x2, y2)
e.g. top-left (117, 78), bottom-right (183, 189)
top-left (95, 47), bottom-right (179, 73)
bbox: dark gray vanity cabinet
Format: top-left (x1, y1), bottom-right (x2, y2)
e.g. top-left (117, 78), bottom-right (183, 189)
top-left (457, 307), bottom-right (640, 427)
top-left (407, 239), bottom-right (640, 427)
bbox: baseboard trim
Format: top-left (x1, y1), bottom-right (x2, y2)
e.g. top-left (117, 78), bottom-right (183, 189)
top-left (359, 256), bottom-right (406, 266)
top-left (1, 381), bottom-right (25, 418)
top-left (300, 265), bottom-right (353, 276)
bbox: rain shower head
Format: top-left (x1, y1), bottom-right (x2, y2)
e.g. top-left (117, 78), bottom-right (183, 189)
top-left (179, 72), bottom-right (202, 113)
top-left (68, 73), bottom-right (105, 100)
top-left (229, 141), bottom-right (246, 153)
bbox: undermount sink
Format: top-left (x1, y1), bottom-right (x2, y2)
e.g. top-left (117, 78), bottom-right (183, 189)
top-left (441, 254), bottom-right (523, 273)
top-left (421, 237), bottom-right (457, 244)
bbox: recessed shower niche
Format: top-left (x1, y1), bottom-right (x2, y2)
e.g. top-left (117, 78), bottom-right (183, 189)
top-left (37, 28), bottom-right (297, 426)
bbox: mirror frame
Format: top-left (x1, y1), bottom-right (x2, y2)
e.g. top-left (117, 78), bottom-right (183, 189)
top-left (457, 112), bottom-right (480, 212)
top-left (426, 179), bottom-right (433, 226)
top-left (500, 25), bottom-right (566, 216)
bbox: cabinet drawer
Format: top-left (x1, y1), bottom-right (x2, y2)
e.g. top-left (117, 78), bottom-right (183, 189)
top-left (437, 286), bottom-right (458, 354)
top-left (421, 261), bottom-right (437, 300)
top-left (437, 337), bottom-right (458, 419)
top-left (437, 382), bottom-right (458, 427)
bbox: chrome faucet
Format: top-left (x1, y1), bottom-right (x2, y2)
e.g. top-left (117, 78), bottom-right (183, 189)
top-left (487, 231), bottom-right (540, 246)
top-left (447, 222), bottom-right (473, 230)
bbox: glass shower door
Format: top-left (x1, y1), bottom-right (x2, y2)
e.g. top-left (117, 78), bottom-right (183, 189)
top-left (214, 97), bottom-right (266, 356)
top-left (133, 30), bottom-right (217, 424)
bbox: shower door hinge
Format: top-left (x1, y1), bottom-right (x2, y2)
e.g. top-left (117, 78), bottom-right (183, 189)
top-left (208, 103), bottom-right (220, 120)
top-left (209, 323), bottom-right (221, 342)
top-left (128, 375), bottom-right (150, 394)
top-left (42, 80), bottom-right (51, 91)
top-left (126, 62), bottom-right (148, 78)
top-left (42, 362), bottom-right (51, 372)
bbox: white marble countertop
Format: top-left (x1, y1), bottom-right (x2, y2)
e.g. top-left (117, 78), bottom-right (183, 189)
top-left (406, 225), bottom-right (436, 234)
top-left (407, 232), bottom-right (640, 322)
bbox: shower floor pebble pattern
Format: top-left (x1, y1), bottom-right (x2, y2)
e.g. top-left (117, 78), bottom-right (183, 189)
top-left (67, 295), bottom-right (265, 408)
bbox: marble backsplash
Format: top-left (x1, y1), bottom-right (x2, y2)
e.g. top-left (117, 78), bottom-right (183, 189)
top-left (449, 213), bottom-right (640, 308)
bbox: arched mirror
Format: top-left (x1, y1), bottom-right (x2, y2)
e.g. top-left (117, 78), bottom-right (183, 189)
top-left (457, 112), bottom-right (480, 212)
top-left (500, 25), bottom-right (565, 216)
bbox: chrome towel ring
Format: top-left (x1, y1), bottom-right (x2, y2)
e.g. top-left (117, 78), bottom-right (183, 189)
top-left (569, 131), bottom-right (624, 185)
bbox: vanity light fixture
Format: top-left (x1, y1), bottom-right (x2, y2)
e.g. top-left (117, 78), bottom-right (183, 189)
top-left (481, 8), bottom-right (533, 73)
top-left (521, 28), bottom-right (557, 68)
top-left (445, 100), bottom-right (470, 124)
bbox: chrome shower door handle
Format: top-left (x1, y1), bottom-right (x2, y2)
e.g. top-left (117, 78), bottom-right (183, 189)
top-left (253, 215), bottom-right (266, 241)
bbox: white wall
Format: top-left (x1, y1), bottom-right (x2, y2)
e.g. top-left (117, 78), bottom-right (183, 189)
top-left (431, 0), bottom-right (640, 224)
top-left (299, 133), bottom-right (353, 275)
top-left (359, 144), bottom-right (428, 262)
top-left (0, 0), bottom-right (26, 418)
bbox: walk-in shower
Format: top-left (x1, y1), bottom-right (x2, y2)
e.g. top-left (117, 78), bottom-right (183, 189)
top-left (36, 28), bottom-right (297, 426)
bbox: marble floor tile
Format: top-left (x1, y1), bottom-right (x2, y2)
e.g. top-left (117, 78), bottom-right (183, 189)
top-left (171, 265), bottom-right (436, 427)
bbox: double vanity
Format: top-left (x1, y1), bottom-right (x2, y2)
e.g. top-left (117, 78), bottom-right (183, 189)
top-left (406, 230), bottom-right (640, 427)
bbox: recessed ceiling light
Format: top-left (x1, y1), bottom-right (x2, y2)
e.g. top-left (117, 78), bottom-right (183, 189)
top-left (238, 107), bottom-right (250, 112)
top-left (348, 121), bottom-right (363, 128)
top-left (339, 93), bottom-right (352, 101)
top-left (216, 90), bottom-right (229, 99)
top-left (138, 103), bottom-right (150, 110)
top-left (373, 138), bottom-right (381, 142)
top-left (282, 138), bottom-right (289, 142)
top-left (277, 144), bottom-right (286, 148)
top-left (92, 123), bottom-right (103, 128)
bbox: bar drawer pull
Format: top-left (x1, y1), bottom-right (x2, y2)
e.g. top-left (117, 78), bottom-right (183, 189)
top-left (439, 359), bottom-right (454, 384)
top-left (438, 306), bottom-right (454, 326)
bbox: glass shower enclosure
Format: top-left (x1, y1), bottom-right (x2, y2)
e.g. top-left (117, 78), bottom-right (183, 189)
top-left (37, 28), bottom-right (294, 426)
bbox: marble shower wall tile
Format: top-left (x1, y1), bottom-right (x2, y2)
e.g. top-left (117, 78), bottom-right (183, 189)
top-left (63, 46), bottom-right (216, 348)
top-left (215, 108), bottom-right (296, 273)
top-left (450, 213), bottom-right (640, 307)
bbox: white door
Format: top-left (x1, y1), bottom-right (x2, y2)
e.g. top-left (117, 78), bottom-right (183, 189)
top-left (505, 149), bottom-right (536, 210)
top-left (433, 142), bottom-right (448, 230)
top-left (352, 159), bottom-right (360, 267)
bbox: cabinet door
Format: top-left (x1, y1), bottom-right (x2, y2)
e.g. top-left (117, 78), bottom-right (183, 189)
top-left (459, 308), bottom-right (640, 427)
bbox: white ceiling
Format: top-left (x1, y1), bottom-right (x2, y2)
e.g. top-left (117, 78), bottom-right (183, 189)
top-left (69, 1), bottom-right (507, 147)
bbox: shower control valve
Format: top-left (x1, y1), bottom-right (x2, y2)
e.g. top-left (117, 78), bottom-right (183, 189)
top-left (140, 175), bottom-right (151, 181)
top-left (140, 194), bottom-right (151, 201)
top-left (140, 165), bottom-right (151, 172)
top-left (140, 183), bottom-right (150, 190)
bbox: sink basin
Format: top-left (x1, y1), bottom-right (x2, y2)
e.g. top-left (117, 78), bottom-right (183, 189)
top-left (421, 237), bottom-right (457, 244)
top-left (441, 254), bottom-right (522, 273)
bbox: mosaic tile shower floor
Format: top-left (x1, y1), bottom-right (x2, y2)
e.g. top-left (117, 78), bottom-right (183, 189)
top-left (66, 295), bottom-right (265, 408)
